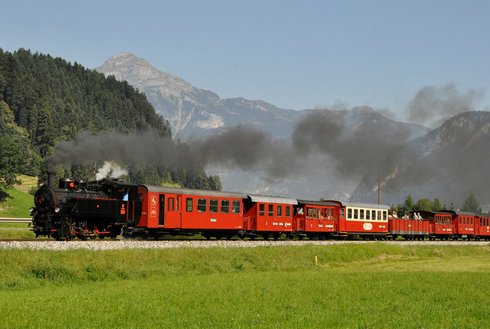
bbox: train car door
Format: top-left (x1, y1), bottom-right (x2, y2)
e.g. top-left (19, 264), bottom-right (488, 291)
top-left (158, 194), bottom-right (165, 226)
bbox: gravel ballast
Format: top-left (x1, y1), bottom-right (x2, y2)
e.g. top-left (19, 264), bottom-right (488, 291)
top-left (0, 240), bottom-right (488, 250)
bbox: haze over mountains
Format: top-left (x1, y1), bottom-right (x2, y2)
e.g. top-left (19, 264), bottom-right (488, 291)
top-left (97, 52), bottom-right (489, 209)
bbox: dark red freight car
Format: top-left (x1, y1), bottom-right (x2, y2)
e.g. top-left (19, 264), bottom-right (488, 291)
top-left (388, 214), bottom-right (430, 240)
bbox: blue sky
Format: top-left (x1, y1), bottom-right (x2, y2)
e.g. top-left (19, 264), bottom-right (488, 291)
top-left (2, 0), bottom-right (489, 117)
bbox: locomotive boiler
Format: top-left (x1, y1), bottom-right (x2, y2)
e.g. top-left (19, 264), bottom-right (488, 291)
top-left (31, 172), bottom-right (142, 240)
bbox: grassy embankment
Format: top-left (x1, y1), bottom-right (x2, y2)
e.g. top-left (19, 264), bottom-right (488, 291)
top-left (0, 175), bottom-right (36, 238)
top-left (0, 243), bottom-right (489, 328)
top-left (0, 175), bottom-right (36, 218)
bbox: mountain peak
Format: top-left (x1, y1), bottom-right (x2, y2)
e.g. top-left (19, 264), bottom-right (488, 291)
top-left (97, 52), bottom-right (199, 99)
top-left (101, 51), bottom-right (151, 68)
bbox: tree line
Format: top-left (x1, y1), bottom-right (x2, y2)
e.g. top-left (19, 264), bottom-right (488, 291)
top-left (392, 192), bottom-right (483, 215)
top-left (0, 48), bottom-right (220, 200)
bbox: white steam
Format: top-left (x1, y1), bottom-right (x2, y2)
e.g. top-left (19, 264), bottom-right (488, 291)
top-left (96, 161), bottom-right (128, 180)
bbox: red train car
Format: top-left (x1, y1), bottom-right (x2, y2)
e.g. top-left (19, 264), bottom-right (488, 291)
top-left (389, 214), bottom-right (430, 240)
top-left (412, 211), bottom-right (453, 240)
top-left (130, 186), bottom-right (247, 239)
top-left (338, 203), bottom-right (390, 238)
top-left (441, 211), bottom-right (476, 240)
top-left (293, 200), bottom-right (342, 239)
top-left (475, 215), bottom-right (490, 240)
top-left (242, 195), bottom-right (297, 239)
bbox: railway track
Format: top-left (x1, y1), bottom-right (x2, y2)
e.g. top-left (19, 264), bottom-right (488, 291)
top-left (1, 239), bottom-right (489, 250)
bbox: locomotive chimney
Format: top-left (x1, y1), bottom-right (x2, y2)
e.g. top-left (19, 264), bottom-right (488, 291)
top-left (48, 171), bottom-right (56, 189)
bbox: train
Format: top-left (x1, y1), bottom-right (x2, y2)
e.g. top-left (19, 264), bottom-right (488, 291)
top-left (31, 172), bottom-right (490, 241)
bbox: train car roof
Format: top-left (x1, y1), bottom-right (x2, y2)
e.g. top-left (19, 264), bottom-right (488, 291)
top-left (248, 194), bottom-right (298, 205)
top-left (440, 210), bottom-right (476, 216)
top-left (297, 200), bottom-right (343, 207)
top-left (410, 210), bottom-right (453, 216)
top-left (142, 185), bottom-right (247, 199)
top-left (343, 202), bottom-right (390, 210)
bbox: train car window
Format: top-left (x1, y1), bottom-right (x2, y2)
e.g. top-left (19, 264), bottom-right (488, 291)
top-left (354, 209), bottom-right (358, 220)
top-left (232, 201), bottom-right (241, 214)
top-left (197, 198), bottom-right (207, 212)
top-left (277, 205), bottom-right (282, 217)
top-left (366, 210), bottom-right (370, 220)
top-left (186, 198), bottom-right (193, 212)
top-left (168, 197), bottom-right (175, 212)
top-left (210, 199), bottom-right (218, 213)
top-left (221, 200), bottom-right (230, 213)
top-left (268, 205), bottom-right (274, 216)
top-left (347, 208), bottom-right (352, 219)
top-left (383, 211), bottom-right (387, 221)
top-left (259, 204), bottom-right (265, 216)
top-left (372, 210), bottom-right (376, 220)
top-left (341, 208), bottom-right (345, 219)
top-left (377, 211), bottom-right (381, 221)
top-left (360, 209), bottom-right (364, 220)
top-left (286, 206), bottom-right (291, 217)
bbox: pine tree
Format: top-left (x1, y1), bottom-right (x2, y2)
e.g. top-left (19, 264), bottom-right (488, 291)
top-left (461, 193), bottom-right (482, 213)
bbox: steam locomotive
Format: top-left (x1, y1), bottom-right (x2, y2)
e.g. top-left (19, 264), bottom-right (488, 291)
top-left (32, 173), bottom-right (142, 240)
top-left (31, 172), bottom-right (490, 241)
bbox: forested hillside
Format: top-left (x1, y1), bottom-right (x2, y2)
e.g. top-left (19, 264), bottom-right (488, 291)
top-left (0, 48), bottom-right (220, 194)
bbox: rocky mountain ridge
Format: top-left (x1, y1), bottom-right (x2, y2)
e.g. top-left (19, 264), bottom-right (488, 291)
top-left (97, 52), bottom-right (301, 139)
top-left (351, 111), bottom-right (490, 207)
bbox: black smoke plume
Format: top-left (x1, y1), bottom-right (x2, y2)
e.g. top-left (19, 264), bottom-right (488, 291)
top-left (49, 108), bottom-right (414, 185)
top-left (407, 83), bottom-right (484, 127)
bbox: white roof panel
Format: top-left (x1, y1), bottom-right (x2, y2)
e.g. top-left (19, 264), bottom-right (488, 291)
top-left (249, 194), bottom-right (298, 205)
top-left (343, 203), bottom-right (390, 210)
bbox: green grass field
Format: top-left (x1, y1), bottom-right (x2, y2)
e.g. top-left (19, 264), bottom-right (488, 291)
top-left (0, 244), bottom-right (488, 328)
top-left (0, 222), bottom-right (35, 239)
top-left (0, 175), bottom-right (37, 218)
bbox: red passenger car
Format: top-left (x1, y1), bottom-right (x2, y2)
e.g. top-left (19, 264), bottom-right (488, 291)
top-left (338, 203), bottom-right (390, 238)
top-left (412, 211), bottom-right (453, 240)
top-left (293, 200), bottom-right (342, 239)
top-left (242, 195), bottom-right (297, 239)
top-left (442, 211), bottom-right (476, 240)
top-left (131, 186), bottom-right (246, 239)
top-left (475, 215), bottom-right (490, 240)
